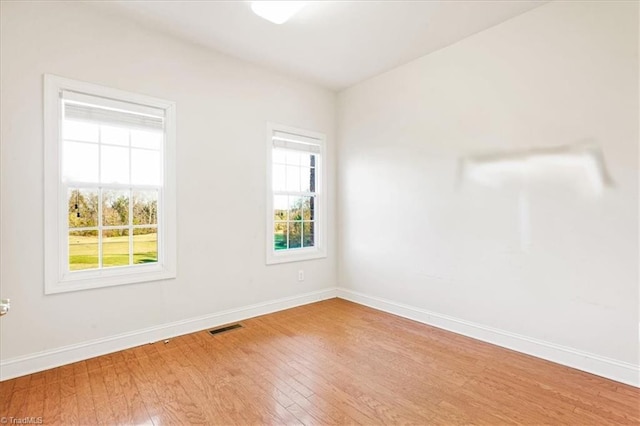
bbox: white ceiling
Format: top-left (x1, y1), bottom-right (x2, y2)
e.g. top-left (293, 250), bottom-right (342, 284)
top-left (96, 1), bottom-right (546, 91)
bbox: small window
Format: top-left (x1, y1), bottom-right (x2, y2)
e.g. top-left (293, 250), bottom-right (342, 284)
top-left (266, 123), bottom-right (326, 264)
top-left (44, 75), bottom-right (176, 294)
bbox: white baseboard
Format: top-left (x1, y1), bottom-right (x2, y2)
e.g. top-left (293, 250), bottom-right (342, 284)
top-left (337, 288), bottom-right (640, 388)
top-left (3, 286), bottom-right (638, 388)
top-left (0, 288), bottom-right (338, 381)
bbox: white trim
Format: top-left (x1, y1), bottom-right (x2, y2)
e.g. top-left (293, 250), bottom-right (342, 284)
top-left (63, 90), bottom-right (165, 118)
top-left (3, 287), bottom-right (636, 388)
top-left (337, 288), bottom-right (640, 388)
top-left (43, 74), bottom-right (177, 294)
top-left (265, 122), bottom-right (327, 265)
top-left (47, 75), bottom-right (174, 111)
top-left (0, 288), bottom-right (338, 381)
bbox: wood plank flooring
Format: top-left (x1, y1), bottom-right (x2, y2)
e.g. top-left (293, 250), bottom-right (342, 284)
top-left (1, 298), bottom-right (638, 425)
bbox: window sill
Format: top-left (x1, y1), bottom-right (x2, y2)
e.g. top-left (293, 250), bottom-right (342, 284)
top-left (266, 248), bottom-right (326, 265)
top-left (45, 265), bottom-right (176, 294)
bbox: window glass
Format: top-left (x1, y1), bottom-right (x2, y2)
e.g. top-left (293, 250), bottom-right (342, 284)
top-left (133, 228), bottom-right (158, 264)
top-left (63, 141), bottom-right (99, 183)
top-left (102, 229), bottom-right (130, 268)
top-left (131, 149), bottom-right (161, 185)
top-left (101, 145), bottom-right (130, 184)
top-left (64, 120), bottom-right (99, 143)
top-left (101, 125), bottom-right (129, 146)
top-left (68, 230), bottom-right (99, 271)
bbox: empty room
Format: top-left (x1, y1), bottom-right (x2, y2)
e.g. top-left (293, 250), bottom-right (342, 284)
top-left (0, 0), bottom-right (638, 424)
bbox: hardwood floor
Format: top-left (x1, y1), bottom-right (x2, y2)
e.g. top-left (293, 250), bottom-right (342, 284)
top-left (1, 298), bottom-right (638, 425)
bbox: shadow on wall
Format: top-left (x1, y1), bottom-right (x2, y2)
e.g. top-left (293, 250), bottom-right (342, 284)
top-left (457, 140), bottom-right (614, 195)
top-left (456, 140), bottom-right (614, 252)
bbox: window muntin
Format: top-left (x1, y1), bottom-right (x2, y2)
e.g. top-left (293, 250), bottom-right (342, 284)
top-left (44, 75), bottom-right (176, 294)
top-left (267, 124), bottom-right (326, 264)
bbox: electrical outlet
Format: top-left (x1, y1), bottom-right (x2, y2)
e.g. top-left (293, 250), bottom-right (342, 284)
top-left (298, 270), bottom-right (304, 282)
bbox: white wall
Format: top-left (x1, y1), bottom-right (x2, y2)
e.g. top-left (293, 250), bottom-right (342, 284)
top-left (338, 0), bottom-right (638, 370)
top-left (0, 2), bottom-right (336, 365)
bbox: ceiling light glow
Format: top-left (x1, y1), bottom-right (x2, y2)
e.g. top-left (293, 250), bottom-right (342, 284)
top-left (251, 1), bottom-right (307, 25)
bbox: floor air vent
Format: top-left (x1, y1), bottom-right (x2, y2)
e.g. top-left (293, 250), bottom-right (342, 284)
top-left (208, 323), bottom-right (242, 336)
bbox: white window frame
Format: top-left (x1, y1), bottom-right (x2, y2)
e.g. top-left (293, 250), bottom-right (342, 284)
top-left (266, 122), bottom-right (327, 264)
top-left (44, 74), bottom-right (177, 294)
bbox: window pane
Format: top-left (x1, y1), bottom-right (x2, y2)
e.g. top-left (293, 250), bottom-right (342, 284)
top-left (286, 165), bottom-right (300, 192)
top-left (272, 164), bottom-right (286, 191)
top-left (69, 230), bottom-right (98, 271)
top-left (274, 223), bottom-right (287, 251)
top-left (288, 222), bottom-right (302, 249)
top-left (303, 221), bottom-right (315, 248)
top-left (131, 129), bottom-right (162, 150)
top-left (101, 145), bottom-right (130, 184)
top-left (103, 190), bottom-right (129, 226)
top-left (101, 125), bottom-right (129, 146)
top-left (300, 153), bottom-right (315, 167)
top-left (273, 148), bottom-right (287, 164)
top-left (286, 151), bottom-right (301, 166)
top-left (64, 120), bottom-right (99, 143)
top-left (274, 195), bottom-right (288, 221)
top-left (301, 196), bottom-right (315, 220)
top-left (131, 148), bottom-right (161, 185)
top-left (300, 167), bottom-right (314, 192)
top-left (289, 196), bottom-right (303, 221)
top-left (63, 141), bottom-right (99, 183)
top-left (133, 228), bottom-right (158, 264)
top-left (102, 229), bottom-right (129, 268)
top-left (133, 190), bottom-right (158, 225)
top-left (68, 188), bottom-right (98, 228)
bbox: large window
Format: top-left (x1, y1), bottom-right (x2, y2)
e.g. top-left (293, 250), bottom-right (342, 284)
top-left (44, 75), bottom-right (176, 294)
top-left (266, 123), bottom-right (326, 264)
